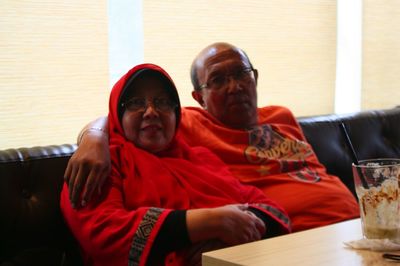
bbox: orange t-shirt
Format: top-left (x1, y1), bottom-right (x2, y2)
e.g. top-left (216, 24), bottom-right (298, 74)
top-left (179, 106), bottom-right (359, 232)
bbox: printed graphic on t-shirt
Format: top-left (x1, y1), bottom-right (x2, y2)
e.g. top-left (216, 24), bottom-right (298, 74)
top-left (244, 125), bottom-right (320, 183)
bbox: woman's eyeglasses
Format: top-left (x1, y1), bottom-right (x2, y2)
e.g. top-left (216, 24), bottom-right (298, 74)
top-left (122, 97), bottom-right (177, 113)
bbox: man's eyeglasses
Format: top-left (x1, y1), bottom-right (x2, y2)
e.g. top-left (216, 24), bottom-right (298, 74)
top-left (121, 97), bottom-right (177, 113)
top-left (199, 67), bottom-right (255, 91)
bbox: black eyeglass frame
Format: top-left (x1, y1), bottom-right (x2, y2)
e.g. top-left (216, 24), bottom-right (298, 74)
top-left (198, 67), bottom-right (256, 91)
top-left (121, 97), bottom-right (178, 113)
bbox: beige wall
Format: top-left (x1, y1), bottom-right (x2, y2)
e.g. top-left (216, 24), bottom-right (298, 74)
top-left (0, 0), bottom-right (109, 149)
top-left (143, 0), bottom-right (337, 117)
top-left (363, 0), bottom-right (400, 109)
top-left (1, 1), bottom-right (399, 149)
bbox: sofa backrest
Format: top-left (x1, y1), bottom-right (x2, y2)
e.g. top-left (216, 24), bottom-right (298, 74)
top-left (1, 107), bottom-right (399, 265)
top-left (298, 107), bottom-right (400, 197)
top-left (0, 144), bottom-right (82, 266)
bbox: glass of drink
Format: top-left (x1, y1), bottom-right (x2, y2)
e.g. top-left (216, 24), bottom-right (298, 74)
top-left (353, 158), bottom-right (400, 242)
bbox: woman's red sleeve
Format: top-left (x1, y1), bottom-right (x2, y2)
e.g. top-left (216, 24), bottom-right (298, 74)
top-left (60, 175), bottom-right (171, 266)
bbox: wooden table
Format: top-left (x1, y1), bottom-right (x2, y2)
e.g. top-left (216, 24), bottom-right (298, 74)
top-left (202, 219), bottom-right (398, 266)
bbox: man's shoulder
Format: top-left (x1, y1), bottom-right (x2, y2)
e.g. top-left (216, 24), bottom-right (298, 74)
top-left (181, 105), bottom-right (298, 126)
top-left (258, 105), bottom-right (293, 113)
top-left (182, 106), bottom-right (218, 123)
top-left (180, 106), bottom-right (214, 131)
top-left (258, 105), bottom-right (296, 124)
top-left (181, 105), bottom-right (294, 116)
top-left (182, 106), bottom-right (204, 115)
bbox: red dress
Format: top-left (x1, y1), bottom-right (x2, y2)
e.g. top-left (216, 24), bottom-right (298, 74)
top-left (60, 64), bottom-right (290, 266)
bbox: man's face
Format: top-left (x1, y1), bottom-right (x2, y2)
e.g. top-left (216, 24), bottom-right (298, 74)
top-left (193, 47), bottom-right (258, 129)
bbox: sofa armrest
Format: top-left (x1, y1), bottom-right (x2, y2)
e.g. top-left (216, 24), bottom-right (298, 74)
top-left (0, 144), bottom-right (82, 266)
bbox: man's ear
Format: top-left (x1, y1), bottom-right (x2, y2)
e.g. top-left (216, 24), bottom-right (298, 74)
top-left (192, 90), bottom-right (206, 108)
top-left (253, 69), bottom-right (259, 85)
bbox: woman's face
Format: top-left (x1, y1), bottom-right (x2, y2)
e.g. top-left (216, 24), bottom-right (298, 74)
top-left (121, 75), bottom-right (176, 153)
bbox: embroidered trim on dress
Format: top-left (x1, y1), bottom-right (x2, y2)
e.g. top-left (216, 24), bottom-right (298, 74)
top-left (128, 207), bottom-right (164, 266)
top-left (254, 203), bottom-right (291, 229)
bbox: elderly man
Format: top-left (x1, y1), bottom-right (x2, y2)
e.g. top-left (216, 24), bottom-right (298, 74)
top-left (66, 42), bottom-right (359, 232)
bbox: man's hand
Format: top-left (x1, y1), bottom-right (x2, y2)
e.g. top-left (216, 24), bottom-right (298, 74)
top-left (64, 129), bottom-right (111, 208)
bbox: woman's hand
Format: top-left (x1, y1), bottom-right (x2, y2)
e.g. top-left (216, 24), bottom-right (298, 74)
top-left (64, 127), bottom-right (110, 208)
top-left (186, 204), bottom-right (266, 246)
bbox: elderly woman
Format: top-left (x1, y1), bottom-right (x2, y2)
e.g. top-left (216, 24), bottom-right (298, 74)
top-left (60, 63), bottom-right (290, 266)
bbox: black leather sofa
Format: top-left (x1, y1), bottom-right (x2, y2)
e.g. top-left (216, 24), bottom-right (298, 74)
top-left (0, 145), bottom-right (81, 266)
top-left (1, 107), bottom-right (399, 265)
top-left (299, 107), bottom-right (400, 196)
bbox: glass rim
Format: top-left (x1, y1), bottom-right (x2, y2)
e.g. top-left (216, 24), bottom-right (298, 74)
top-left (352, 158), bottom-right (400, 168)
